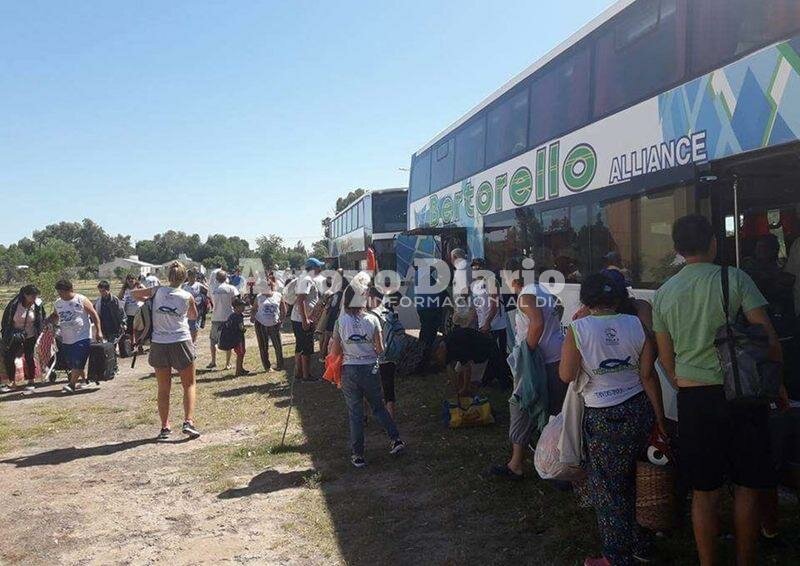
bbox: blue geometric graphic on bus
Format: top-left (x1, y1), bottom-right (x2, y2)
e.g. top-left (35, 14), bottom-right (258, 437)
top-left (659, 36), bottom-right (800, 161)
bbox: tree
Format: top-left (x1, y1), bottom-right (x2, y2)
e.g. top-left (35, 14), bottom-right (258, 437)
top-left (201, 255), bottom-right (228, 270)
top-left (28, 238), bottom-right (79, 274)
top-left (311, 239), bottom-right (329, 259)
top-left (335, 188), bottom-right (365, 213)
top-left (255, 234), bottom-right (286, 269)
top-left (284, 241), bottom-right (308, 269)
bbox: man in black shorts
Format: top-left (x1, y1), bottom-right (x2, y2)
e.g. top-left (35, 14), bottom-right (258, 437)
top-left (653, 215), bottom-right (785, 565)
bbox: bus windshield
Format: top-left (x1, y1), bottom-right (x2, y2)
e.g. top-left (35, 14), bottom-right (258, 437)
top-left (372, 193), bottom-right (407, 233)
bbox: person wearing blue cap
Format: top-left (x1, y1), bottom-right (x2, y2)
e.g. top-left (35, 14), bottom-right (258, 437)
top-left (290, 258), bottom-right (325, 380)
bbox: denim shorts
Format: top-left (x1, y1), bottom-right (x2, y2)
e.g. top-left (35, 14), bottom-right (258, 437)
top-left (61, 339), bottom-right (91, 370)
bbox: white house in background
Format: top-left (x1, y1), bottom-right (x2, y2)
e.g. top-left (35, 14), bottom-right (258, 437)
top-left (98, 255), bottom-right (157, 278)
top-left (157, 253), bottom-right (206, 276)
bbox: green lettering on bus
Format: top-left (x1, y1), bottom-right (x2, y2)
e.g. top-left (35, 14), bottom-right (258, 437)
top-left (428, 194), bottom-right (440, 227)
top-left (440, 194), bottom-right (454, 224)
top-left (476, 181), bottom-right (493, 216)
top-left (494, 173), bottom-right (507, 212)
top-left (535, 147), bottom-right (547, 202)
top-left (509, 167), bottom-right (533, 207)
top-left (548, 142), bottom-right (560, 198)
top-left (563, 143), bottom-right (597, 192)
top-left (464, 181), bottom-right (475, 218)
top-left (453, 190), bottom-right (463, 222)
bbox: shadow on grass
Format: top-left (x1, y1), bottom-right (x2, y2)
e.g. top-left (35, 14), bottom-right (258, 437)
top-left (217, 468), bottom-right (316, 499)
top-left (0, 387), bottom-right (101, 403)
top-left (0, 436), bottom-right (177, 467)
top-left (214, 382), bottom-right (289, 399)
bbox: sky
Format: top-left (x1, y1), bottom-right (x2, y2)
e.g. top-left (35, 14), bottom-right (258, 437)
top-left (0, 0), bottom-right (614, 250)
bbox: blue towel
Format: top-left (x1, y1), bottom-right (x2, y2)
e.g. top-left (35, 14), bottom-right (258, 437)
top-left (508, 341), bottom-right (550, 436)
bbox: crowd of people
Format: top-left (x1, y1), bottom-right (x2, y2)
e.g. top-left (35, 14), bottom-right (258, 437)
top-left (0, 213), bottom-right (795, 565)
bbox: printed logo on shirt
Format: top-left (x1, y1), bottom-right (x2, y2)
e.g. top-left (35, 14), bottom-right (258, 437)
top-left (158, 305), bottom-right (181, 316)
top-left (347, 333), bottom-right (370, 343)
top-left (595, 356), bottom-right (638, 375)
top-left (604, 327), bottom-right (619, 345)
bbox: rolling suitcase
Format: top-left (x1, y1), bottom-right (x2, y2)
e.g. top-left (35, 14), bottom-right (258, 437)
top-left (88, 341), bottom-right (118, 383)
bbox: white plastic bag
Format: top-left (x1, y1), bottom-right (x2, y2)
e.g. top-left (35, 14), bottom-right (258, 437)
top-left (534, 414), bottom-right (586, 482)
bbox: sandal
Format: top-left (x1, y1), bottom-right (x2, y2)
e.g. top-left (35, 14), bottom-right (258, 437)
top-left (487, 464), bottom-right (523, 481)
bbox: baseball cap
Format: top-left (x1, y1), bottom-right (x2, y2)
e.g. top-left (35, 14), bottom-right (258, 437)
top-left (305, 258), bottom-right (324, 270)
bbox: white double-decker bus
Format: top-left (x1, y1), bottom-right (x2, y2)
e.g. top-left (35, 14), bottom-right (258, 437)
top-left (328, 188), bottom-right (408, 272)
top-left (407, 0), bottom-right (800, 397)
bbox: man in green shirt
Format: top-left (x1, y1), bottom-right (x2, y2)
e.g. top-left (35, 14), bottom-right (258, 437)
top-left (653, 214), bottom-right (783, 566)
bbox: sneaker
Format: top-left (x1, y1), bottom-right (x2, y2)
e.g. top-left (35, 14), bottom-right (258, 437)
top-left (182, 421), bottom-right (201, 439)
top-left (205, 362), bottom-right (217, 369)
top-left (224, 364), bottom-right (232, 371)
top-left (584, 557), bottom-right (612, 566)
top-left (236, 369), bottom-right (251, 377)
top-left (62, 383), bottom-right (77, 394)
top-left (157, 427), bottom-right (172, 441)
top-left (633, 553), bottom-right (653, 563)
top-left (24, 382), bottom-right (35, 392)
top-left (351, 455), bottom-right (367, 468)
top-left (0, 385), bottom-right (12, 394)
top-left (389, 439), bottom-right (406, 455)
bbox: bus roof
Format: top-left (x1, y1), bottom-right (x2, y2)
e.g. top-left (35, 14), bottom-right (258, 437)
top-left (415, 0), bottom-right (636, 156)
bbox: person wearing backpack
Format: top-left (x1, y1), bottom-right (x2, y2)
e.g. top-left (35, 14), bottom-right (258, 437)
top-left (132, 261), bottom-right (201, 441)
top-left (329, 284), bottom-right (405, 468)
top-left (653, 215), bottom-right (785, 566)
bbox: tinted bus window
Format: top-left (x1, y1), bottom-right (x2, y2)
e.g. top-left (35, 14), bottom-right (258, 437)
top-left (594, 0), bottom-right (687, 117)
top-left (454, 117), bottom-right (486, 180)
top-left (690, 0), bottom-right (800, 76)
top-left (373, 193), bottom-right (408, 233)
top-left (530, 48), bottom-right (591, 148)
top-left (431, 138), bottom-right (455, 190)
top-left (487, 88), bottom-right (529, 165)
top-left (410, 151), bottom-right (431, 202)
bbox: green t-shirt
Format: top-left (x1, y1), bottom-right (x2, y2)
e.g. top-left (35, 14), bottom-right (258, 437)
top-left (652, 263), bottom-right (767, 385)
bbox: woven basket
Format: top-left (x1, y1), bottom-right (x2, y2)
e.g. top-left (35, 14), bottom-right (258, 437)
top-left (636, 460), bottom-right (676, 532)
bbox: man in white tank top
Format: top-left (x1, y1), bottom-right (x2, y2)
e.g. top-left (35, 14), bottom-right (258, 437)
top-left (49, 279), bottom-right (103, 393)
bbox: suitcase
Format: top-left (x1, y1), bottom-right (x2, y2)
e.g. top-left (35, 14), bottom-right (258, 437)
top-left (88, 342), bottom-right (118, 383)
top-left (118, 334), bottom-right (133, 359)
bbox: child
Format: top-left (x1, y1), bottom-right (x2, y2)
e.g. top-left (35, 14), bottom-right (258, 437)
top-left (220, 297), bottom-right (250, 376)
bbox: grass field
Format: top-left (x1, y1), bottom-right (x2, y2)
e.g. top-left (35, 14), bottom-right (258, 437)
top-left (1, 284), bottom-right (800, 563)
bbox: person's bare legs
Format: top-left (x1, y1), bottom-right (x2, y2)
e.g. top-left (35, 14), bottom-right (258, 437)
top-left (69, 369), bottom-right (85, 387)
top-left (225, 349), bottom-right (232, 370)
top-left (320, 331), bottom-right (331, 357)
top-left (301, 354), bottom-right (310, 379)
top-left (155, 367), bottom-right (173, 429)
top-left (178, 363), bottom-right (196, 424)
top-left (692, 489), bottom-right (721, 566)
top-left (507, 443), bottom-right (525, 475)
top-left (734, 486), bottom-right (759, 566)
top-left (209, 343), bottom-right (217, 366)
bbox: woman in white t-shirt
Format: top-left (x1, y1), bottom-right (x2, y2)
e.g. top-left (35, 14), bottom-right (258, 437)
top-left (329, 284), bottom-right (405, 468)
top-left (251, 276), bottom-right (285, 372)
top-left (119, 274), bottom-right (144, 350)
top-left (132, 261), bottom-right (201, 441)
top-left (559, 273), bottom-right (666, 566)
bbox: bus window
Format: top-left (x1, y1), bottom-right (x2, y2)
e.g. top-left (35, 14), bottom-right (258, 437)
top-left (373, 193), bottom-right (408, 233)
top-left (454, 116), bottom-right (486, 180)
top-left (410, 151), bottom-right (431, 202)
top-left (536, 205), bottom-right (589, 283)
top-left (690, 0), bottom-right (800, 76)
top-left (355, 202), bottom-right (360, 229)
top-left (592, 185), bottom-right (700, 288)
top-left (529, 47), bottom-right (591, 148)
top-left (483, 208), bottom-right (541, 271)
top-left (487, 88), bottom-right (528, 166)
top-left (431, 138), bottom-right (455, 191)
top-left (593, 0), bottom-right (687, 118)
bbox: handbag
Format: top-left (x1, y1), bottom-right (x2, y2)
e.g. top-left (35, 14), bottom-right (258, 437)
top-left (714, 265), bottom-right (782, 404)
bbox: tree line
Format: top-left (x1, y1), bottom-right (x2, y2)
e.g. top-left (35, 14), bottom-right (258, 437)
top-left (0, 218), bottom-right (329, 285)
